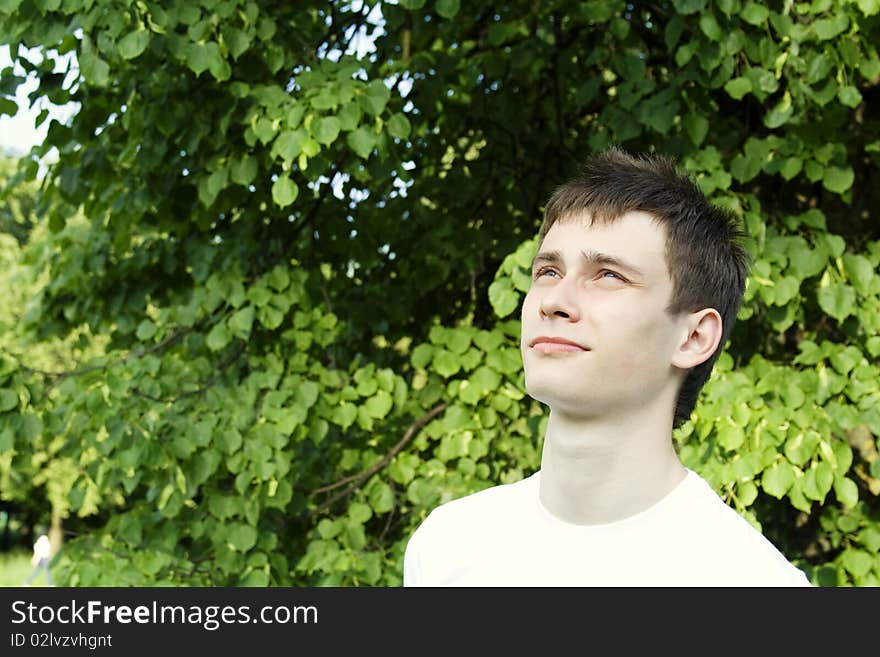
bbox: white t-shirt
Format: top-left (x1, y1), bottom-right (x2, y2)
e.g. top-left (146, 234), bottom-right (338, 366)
top-left (34, 535), bottom-right (51, 560)
top-left (403, 469), bottom-right (811, 586)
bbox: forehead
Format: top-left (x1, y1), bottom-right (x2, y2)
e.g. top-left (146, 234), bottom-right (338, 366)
top-left (539, 211), bottom-right (669, 275)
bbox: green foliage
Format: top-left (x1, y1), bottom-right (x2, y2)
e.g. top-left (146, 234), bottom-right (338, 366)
top-left (1, 0), bottom-right (879, 587)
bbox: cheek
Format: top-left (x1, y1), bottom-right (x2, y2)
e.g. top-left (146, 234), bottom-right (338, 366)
top-left (520, 291), bottom-right (539, 326)
top-left (604, 310), bottom-right (671, 385)
top-left (521, 289), bottom-right (538, 313)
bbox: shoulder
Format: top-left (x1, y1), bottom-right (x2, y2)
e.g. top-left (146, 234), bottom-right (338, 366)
top-left (403, 473), bottom-right (537, 586)
top-left (678, 471), bottom-right (812, 586)
top-left (413, 473), bottom-right (536, 536)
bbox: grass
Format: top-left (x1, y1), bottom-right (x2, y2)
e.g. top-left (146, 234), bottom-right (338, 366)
top-left (0, 550), bottom-right (55, 587)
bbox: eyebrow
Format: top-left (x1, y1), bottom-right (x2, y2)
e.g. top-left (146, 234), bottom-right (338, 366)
top-left (531, 249), bottom-right (646, 278)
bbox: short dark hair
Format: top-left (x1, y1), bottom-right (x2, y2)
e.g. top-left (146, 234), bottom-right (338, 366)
top-left (539, 147), bottom-right (752, 430)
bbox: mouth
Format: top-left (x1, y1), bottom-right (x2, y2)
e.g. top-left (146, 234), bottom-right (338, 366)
top-left (529, 337), bottom-right (589, 352)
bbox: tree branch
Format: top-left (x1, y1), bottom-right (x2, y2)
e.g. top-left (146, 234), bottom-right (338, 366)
top-left (308, 401), bottom-right (448, 514)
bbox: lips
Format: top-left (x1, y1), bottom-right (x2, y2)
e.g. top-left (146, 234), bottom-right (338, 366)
top-left (529, 336), bottom-right (589, 351)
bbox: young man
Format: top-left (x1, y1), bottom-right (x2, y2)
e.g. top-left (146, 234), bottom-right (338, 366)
top-left (403, 147), bottom-right (811, 586)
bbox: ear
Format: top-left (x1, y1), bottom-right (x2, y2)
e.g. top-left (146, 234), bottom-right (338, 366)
top-left (671, 308), bottom-right (723, 370)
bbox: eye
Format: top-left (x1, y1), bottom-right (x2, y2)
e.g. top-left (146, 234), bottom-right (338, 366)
top-left (599, 270), bottom-right (627, 282)
top-left (534, 266), bottom-right (559, 279)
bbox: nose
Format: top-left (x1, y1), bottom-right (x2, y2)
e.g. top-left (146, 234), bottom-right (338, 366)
top-left (538, 277), bottom-right (581, 321)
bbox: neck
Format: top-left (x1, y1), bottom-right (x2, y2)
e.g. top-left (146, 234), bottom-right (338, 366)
top-left (537, 403), bottom-right (686, 525)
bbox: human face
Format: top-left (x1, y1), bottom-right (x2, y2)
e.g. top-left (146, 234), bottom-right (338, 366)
top-left (520, 211), bottom-right (687, 418)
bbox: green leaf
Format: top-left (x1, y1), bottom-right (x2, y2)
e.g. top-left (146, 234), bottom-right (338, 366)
top-left (296, 380), bottom-right (320, 408)
top-left (717, 422), bottom-right (745, 450)
top-left (311, 90), bottom-right (338, 111)
top-left (230, 156), bottom-right (258, 186)
top-left (368, 482), bottom-right (395, 514)
top-left (217, 429), bottom-right (243, 455)
top-left (488, 22), bottom-right (520, 46)
top-left (227, 523), bottom-right (258, 552)
top-left (344, 521), bottom-right (367, 550)
top-left (446, 330), bottom-right (471, 355)
top-left (488, 280), bottom-right (520, 317)
top-left (665, 16), bottom-right (684, 49)
top-left (740, 2), bottom-right (768, 25)
top-left (287, 105), bottom-right (306, 128)
top-left (860, 55), bottom-right (880, 80)
top-left (272, 175), bottom-right (299, 208)
top-left (784, 432), bottom-right (819, 466)
top-left (838, 86), bottom-right (863, 108)
top-left (136, 319), bottom-right (157, 341)
top-left (780, 157), bottom-right (802, 180)
top-left (673, 0), bottom-right (708, 14)
top-left (841, 549), bottom-right (872, 577)
top-left (387, 112), bottom-right (411, 140)
top-left (804, 160), bottom-right (824, 182)
top-left (411, 343), bottom-right (434, 368)
top-left (228, 306), bottom-right (255, 338)
top-left (348, 501), bottom-right (373, 524)
top-left (272, 129), bottom-right (307, 164)
top-left (0, 0), bottom-right (24, 14)
top-left (117, 29), bottom-right (151, 60)
top-left (842, 254), bottom-right (875, 295)
top-left (308, 419), bottom-right (329, 445)
top-left (207, 43), bottom-right (231, 81)
top-left (470, 366), bottom-right (501, 394)
top-left (724, 77), bottom-right (752, 100)
top-left (389, 456), bottom-right (417, 485)
top-left (0, 389), bottom-right (18, 412)
top-left (435, 0), bottom-right (460, 18)
top-left (222, 27), bottom-right (250, 59)
top-left (683, 113), bottom-right (708, 145)
top-left (432, 349), bottom-right (461, 378)
top-left (675, 41), bottom-right (697, 67)
top-left (314, 116), bottom-right (341, 145)
top-left (698, 14), bottom-right (722, 41)
top-left (860, 527), bottom-right (880, 552)
top-left (817, 233), bottom-right (845, 258)
top-left (332, 403), bottom-right (357, 430)
top-left (474, 330), bottom-right (504, 351)
top-left (817, 284), bottom-right (856, 322)
top-left (361, 80), bottom-right (390, 116)
top-left (833, 476), bottom-right (859, 509)
top-left (347, 128), bottom-right (376, 159)
top-left (814, 461), bottom-right (834, 501)
top-left (762, 462), bottom-right (796, 499)
top-left (257, 305), bottom-right (284, 329)
top-left (186, 42), bottom-right (210, 76)
top-left (806, 53), bottom-right (834, 85)
top-left (198, 168), bottom-right (228, 207)
top-left (253, 117), bottom-right (275, 145)
top-left (364, 390), bottom-right (393, 419)
top-left (764, 91), bottom-right (793, 128)
top-left (157, 484), bottom-right (175, 511)
top-left (788, 243), bottom-right (826, 279)
top-left (814, 15), bottom-right (848, 41)
top-left (0, 97), bottom-right (17, 117)
top-left (317, 518), bottom-right (341, 539)
top-left (79, 50), bottom-right (110, 86)
top-left (822, 166), bottom-right (854, 194)
top-left (206, 321), bottom-right (231, 351)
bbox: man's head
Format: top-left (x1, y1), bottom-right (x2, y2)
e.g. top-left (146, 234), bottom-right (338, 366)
top-left (520, 147), bottom-right (751, 430)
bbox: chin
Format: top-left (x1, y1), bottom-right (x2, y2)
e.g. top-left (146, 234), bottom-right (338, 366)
top-left (525, 381), bottom-right (585, 408)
